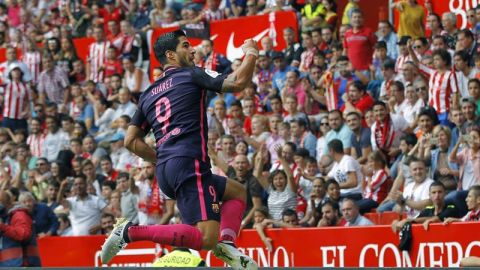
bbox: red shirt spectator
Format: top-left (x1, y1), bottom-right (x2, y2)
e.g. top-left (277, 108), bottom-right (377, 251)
top-left (343, 10), bottom-right (376, 71)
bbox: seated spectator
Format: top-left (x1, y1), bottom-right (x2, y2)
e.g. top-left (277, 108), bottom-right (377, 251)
top-left (301, 177), bottom-right (327, 226)
top-left (391, 158), bottom-right (434, 218)
top-left (254, 145), bottom-right (297, 221)
top-left (392, 182), bottom-right (459, 232)
top-left (346, 111), bottom-right (371, 164)
top-left (340, 81), bottom-right (374, 116)
top-left (317, 201), bottom-right (344, 227)
top-left (100, 156), bottom-right (119, 182)
top-left (252, 206), bottom-right (274, 251)
top-left (341, 198), bottom-right (374, 226)
top-left (100, 213), bottom-right (115, 235)
top-left (109, 132), bottom-right (138, 172)
top-left (57, 213), bottom-right (73, 236)
top-left (358, 151), bottom-right (391, 213)
top-left (290, 119), bottom-right (316, 158)
top-left (327, 139), bottom-right (363, 200)
top-left (448, 127), bottom-right (480, 216)
top-left (444, 185), bottom-right (480, 224)
top-left (323, 110), bottom-right (353, 155)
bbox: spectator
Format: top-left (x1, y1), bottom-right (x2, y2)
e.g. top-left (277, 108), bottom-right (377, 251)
top-left (38, 53), bottom-right (70, 106)
top-left (100, 213), bottom-right (115, 235)
top-left (358, 151), bottom-right (390, 213)
top-left (3, 63), bottom-right (30, 131)
top-left (323, 110), bottom-right (353, 155)
top-left (317, 201), bottom-right (343, 227)
top-left (56, 213), bottom-right (73, 236)
top-left (0, 190), bottom-right (41, 267)
top-left (346, 111), bottom-right (371, 164)
top-left (326, 139), bottom-right (363, 200)
top-left (342, 198), bottom-right (373, 226)
top-left (392, 158), bottom-right (434, 218)
top-left (59, 174), bottom-right (108, 236)
top-left (117, 172), bottom-right (139, 224)
top-left (392, 182), bottom-right (459, 232)
top-left (254, 145), bottom-right (297, 221)
top-left (209, 152), bottom-right (263, 228)
top-left (343, 9), bottom-right (376, 72)
top-left (42, 116), bottom-right (70, 162)
top-left (290, 119), bottom-right (316, 158)
top-left (19, 192), bottom-right (59, 237)
top-left (444, 185), bottom-right (480, 224)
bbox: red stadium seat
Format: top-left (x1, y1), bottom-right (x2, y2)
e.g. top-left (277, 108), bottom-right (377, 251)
top-left (379, 211), bottom-right (402, 225)
top-left (364, 212), bottom-right (380, 225)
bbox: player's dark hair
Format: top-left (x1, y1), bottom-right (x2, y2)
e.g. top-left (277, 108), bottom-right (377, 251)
top-left (154, 30), bottom-right (187, 65)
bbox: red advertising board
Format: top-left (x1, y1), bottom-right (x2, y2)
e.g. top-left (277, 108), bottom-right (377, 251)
top-left (148, 11), bottom-right (298, 68)
top-left (393, 0), bottom-right (478, 30)
top-left (38, 222), bottom-right (480, 267)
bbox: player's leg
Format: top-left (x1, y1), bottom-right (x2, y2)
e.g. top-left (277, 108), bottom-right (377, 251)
top-left (101, 159), bottom-right (207, 263)
top-left (212, 177), bottom-right (258, 270)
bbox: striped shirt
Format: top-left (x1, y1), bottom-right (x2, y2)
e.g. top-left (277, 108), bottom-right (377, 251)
top-left (37, 66), bottom-right (70, 104)
top-left (27, 133), bottom-right (45, 157)
top-left (22, 51), bottom-right (42, 84)
top-left (3, 82), bottom-right (30, 119)
top-left (363, 169), bottom-right (389, 203)
top-left (87, 41), bottom-right (110, 83)
top-left (419, 63), bottom-right (458, 114)
top-left (267, 185), bottom-right (297, 221)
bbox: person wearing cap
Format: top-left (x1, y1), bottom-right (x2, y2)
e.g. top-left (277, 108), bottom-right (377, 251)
top-left (2, 62), bottom-right (30, 132)
top-left (272, 51), bottom-right (296, 95)
top-left (395, 36), bottom-right (412, 73)
top-left (392, 0), bottom-right (424, 39)
top-left (0, 46), bottom-right (32, 85)
top-left (109, 132), bottom-right (138, 172)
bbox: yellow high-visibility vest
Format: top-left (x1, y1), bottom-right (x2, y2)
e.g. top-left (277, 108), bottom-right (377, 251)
top-left (152, 250), bottom-right (204, 267)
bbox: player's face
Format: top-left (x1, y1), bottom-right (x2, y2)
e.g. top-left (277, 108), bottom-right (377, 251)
top-left (175, 36), bottom-right (195, 67)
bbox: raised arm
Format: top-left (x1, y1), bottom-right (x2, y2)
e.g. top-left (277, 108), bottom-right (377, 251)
top-left (276, 145), bottom-right (298, 192)
top-left (253, 145), bottom-right (270, 190)
top-left (221, 39), bottom-right (259, 92)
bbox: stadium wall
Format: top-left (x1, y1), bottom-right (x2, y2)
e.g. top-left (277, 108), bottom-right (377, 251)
top-left (38, 222), bottom-right (480, 267)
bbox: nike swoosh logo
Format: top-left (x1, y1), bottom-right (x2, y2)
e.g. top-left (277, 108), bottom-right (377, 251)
top-left (226, 28), bottom-right (269, 61)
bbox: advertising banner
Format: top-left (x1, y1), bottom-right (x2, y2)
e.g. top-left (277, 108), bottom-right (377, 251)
top-left (38, 222), bottom-right (480, 267)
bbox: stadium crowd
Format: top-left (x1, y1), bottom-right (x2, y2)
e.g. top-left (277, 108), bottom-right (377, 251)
top-left (0, 0), bottom-right (480, 257)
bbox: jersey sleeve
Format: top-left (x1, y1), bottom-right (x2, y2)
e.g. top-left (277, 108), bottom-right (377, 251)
top-left (191, 67), bottom-right (229, 93)
top-left (130, 108), bottom-right (151, 134)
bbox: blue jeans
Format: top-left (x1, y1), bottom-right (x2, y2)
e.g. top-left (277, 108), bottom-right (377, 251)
top-left (376, 200), bottom-right (396, 213)
top-left (445, 190), bottom-right (468, 217)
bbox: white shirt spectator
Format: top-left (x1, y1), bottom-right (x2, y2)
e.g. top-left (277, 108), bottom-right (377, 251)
top-left (395, 98), bottom-right (424, 125)
top-left (42, 130), bottom-right (69, 161)
top-left (111, 147), bottom-right (139, 171)
top-left (66, 195), bottom-right (107, 236)
top-left (327, 154), bottom-right (363, 195)
top-left (403, 178), bottom-right (434, 218)
top-left (113, 101), bottom-right (137, 120)
top-left (345, 215), bottom-right (374, 226)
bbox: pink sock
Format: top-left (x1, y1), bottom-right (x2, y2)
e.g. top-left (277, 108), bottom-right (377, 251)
top-left (220, 198), bottom-right (246, 242)
top-left (128, 224), bottom-right (203, 250)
